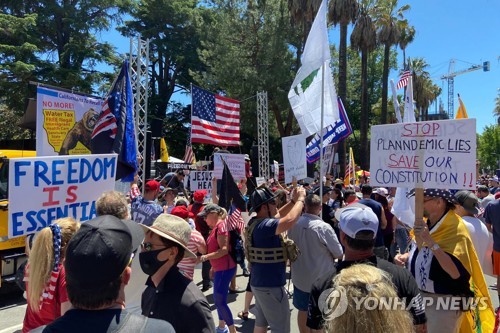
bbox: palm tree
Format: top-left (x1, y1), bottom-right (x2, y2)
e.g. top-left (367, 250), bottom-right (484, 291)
top-left (375, 0), bottom-right (410, 124)
top-left (410, 58), bottom-right (441, 120)
top-left (494, 91), bottom-right (500, 125)
top-left (350, 1), bottom-right (377, 169)
top-left (328, 0), bottom-right (358, 177)
top-left (398, 19), bottom-right (415, 68)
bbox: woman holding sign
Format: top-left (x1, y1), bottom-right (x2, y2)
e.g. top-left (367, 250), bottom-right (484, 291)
top-left (22, 218), bottom-right (80, 333)
top-left (394, 189), bottom-right (494, 333)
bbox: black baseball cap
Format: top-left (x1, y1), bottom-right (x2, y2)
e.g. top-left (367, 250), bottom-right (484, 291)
top-left (65, 215), bottom-right (144, 291)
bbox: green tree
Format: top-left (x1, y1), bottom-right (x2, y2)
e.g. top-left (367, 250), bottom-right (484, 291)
top-left (120, 0), bottom-right (203, 137)
top-left (328, 0), bottom-right (358, 177)
top-left (374, 0), bottom-right (409, 124)
top-left (398, 19), bottom-right (414, 68)
top-left (194, 0), bottom-right (297, 152)
top-left (350, 0), bottom-right (377, 169)
top-left (477, 125), bottom-right (500, 173)
top-left (410, 57), bottom-right (441, 120)
top-left (0, 1), bottom-right (127, 115)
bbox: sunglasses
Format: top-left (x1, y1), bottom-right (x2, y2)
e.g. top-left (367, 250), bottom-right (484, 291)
top-left (141, 242), bottom-right (167, 252)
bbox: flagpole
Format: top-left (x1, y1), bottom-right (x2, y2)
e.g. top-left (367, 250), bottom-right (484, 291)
top-left (319, 64), bottom-right (325, 220)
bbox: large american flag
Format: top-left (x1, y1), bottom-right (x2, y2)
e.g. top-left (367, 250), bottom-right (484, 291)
top-left (191, 85), bottom-right (240, 146)
top-left (396, 70), bottom-right (412, 90)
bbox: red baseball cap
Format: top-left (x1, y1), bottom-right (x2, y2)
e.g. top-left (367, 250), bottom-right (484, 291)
top-left (170, 206), bottom-right (194, 220)
top-left (193, 190), bottom-right (207, 203)
top-left (145, 180), bottom-right (160, 191)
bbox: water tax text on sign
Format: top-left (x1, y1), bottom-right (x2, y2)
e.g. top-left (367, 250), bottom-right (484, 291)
top-left (369, 119), bottom-right (476, 189)
top-left (8, 154), bottom-right (117, 238)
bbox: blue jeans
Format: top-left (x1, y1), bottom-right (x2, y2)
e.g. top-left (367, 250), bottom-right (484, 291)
top-left (214, 267), bottom-right (237, 326)
top-left (391, 228), bottom-right (409, 258)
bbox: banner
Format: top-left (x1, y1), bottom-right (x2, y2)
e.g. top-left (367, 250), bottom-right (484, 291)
top-left (282, 134), bottom-right (307, 183)
top-left (36, 87), bottom-right (103, 156)
top-left (8, 154), bottom-right (117, 238)
top-left (213, 153), bottom-right (245, 180)
top-left (306, 98), bottom-right (352, 163)
top-left (370, 119), bottom-right (476, 189)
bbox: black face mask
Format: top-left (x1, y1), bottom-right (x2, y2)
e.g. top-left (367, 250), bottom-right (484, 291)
top-left (139, 249), bottom-right (169, 276)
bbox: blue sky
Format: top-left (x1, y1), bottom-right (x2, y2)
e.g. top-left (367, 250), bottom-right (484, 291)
top-left (102, 0), bottom-right (499, 133)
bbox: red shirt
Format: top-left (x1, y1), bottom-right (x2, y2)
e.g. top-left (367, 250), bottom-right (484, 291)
top-left (23, 264), bottom-right (69, 332)
top-left (206, 221), bottom-right (235, 272)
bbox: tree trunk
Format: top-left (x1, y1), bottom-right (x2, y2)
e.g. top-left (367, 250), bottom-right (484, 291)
top-left (359, 50), bottom-right (369, 170)
top-left (337, 23), bottom-right (348, 178)
top-left (381, 42), bottom-right (390, 124)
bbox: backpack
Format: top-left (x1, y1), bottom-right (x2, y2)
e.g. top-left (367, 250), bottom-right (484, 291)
top-left (215, 228), bottom-right (245, 265)
top-left (229, 229), bottom-right (245, 265)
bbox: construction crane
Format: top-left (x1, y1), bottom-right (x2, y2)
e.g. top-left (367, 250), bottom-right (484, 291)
top-left (440, 59), bottom-right (490, 118)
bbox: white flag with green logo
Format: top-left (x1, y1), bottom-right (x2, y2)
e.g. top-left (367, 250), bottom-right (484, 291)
top-left (288, 0), bottom-right (339, 136)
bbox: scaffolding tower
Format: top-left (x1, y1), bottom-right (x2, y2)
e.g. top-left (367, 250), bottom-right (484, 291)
top-left (129, 37), bottom-right (150, 193)
top-left (257, 91), bottom-right (270, 180)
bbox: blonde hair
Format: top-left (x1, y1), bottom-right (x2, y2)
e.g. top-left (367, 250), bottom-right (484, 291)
top-left (325, 264), bottom-right (414, 333)
top-left (219, 207), bottom-right (228, 220)
top-left (28, 217), bottom-right (80, 311)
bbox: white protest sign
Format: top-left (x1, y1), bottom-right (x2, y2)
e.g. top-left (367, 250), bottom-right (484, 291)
top-left (36, 87), bottom-right (103, 156)
top-left (189, 171), bottom-right (213, 197)
top-left (282, 134), bottom-right (307, 183)
top-left (213, 153), bottom-right (246, 180)
top-left (321, 145), bottom-right (335, 176)
top-left (370, 119), bottom-right (476, 189)
top-left (255, 177), bottom-right (266, 187)
top-left (8, 154), bottom-right (117, 238)
top-left (273, 160), bottom-right (279, 179)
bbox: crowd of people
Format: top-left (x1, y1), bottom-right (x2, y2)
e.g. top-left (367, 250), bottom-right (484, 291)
top-left (18, 165), bottom-right (500, 333)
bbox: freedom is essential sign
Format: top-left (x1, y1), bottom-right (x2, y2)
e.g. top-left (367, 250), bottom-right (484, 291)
top-left (8, 154), bottom-right (117, 238)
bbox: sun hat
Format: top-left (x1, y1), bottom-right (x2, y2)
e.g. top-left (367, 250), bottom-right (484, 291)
top-left (335, 203), bottom-right (378, 240)
top-left (454, 190), bottom-right (480, 215)
top-left (141, 214), bottom-right (196, 258)
top-left (65, 215), bottom-right (144, 291)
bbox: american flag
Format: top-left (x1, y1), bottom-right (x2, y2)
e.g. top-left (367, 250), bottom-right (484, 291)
top-left (183, 134), bottom-right (196, 164)
top-left (191, 85), bottom-right (240, 146)
top-left (225, 206), bottom-right (245, 233)
top-left (396, 70), bottom-right (412, 90)
top-left (91, 98), bottom-right (117, 139)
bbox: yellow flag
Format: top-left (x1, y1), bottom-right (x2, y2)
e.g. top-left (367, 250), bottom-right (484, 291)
top-left (160, 138), bottom-right (169, 162)
top-left (344, 147), bottom-right (357, 186)
top-left (455, 94), bottom-right (469, 119)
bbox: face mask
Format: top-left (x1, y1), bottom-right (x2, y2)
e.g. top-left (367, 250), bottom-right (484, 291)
top-left (139, 248), bottom-right (169, 276)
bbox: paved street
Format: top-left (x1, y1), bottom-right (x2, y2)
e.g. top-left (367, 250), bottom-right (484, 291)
top-left (0, 264), bottom-right (498, 333)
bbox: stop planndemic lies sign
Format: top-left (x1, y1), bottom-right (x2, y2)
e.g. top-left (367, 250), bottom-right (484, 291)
top-left (369, 118), bottom-right (476, 189)
top-left (8, 154), bottom-right (117, 238)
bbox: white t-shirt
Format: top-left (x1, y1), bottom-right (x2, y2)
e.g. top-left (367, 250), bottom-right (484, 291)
top-left (461, 216), bottom-right (492, 273)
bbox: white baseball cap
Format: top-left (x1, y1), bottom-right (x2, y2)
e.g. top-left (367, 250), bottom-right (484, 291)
top-left (335, 203), bottom-right (379, 240)
top-left (372, 187), bottom-right (388, 197)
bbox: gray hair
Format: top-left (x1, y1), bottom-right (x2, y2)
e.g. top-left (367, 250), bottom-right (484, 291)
top-left (96, 191), bottom-right (129, 219)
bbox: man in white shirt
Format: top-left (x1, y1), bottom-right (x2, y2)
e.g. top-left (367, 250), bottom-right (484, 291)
top-left (288, 194), bottom-right (343, 333)
top-left (454, 190), bottom-right (491, 272)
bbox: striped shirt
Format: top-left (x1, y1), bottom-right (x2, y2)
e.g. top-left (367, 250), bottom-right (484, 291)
top-left (178, 229), bottom-right (206, 280)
